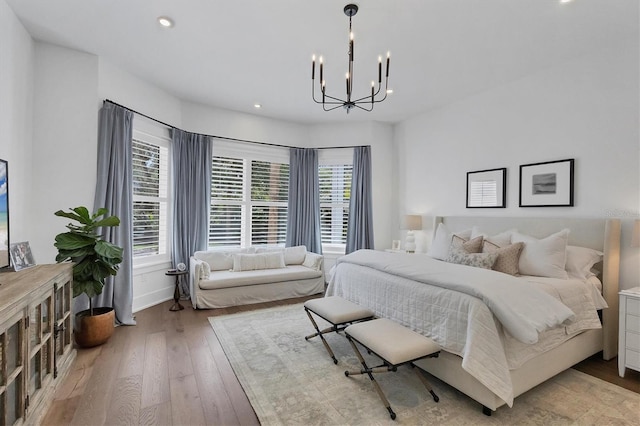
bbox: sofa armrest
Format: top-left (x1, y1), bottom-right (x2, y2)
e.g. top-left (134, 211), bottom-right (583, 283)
top-left (189, 257), bottom-right (203, 309)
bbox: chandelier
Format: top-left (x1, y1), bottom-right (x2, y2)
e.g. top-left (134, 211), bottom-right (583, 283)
top-left (311, 4), bottom-right (391, 113)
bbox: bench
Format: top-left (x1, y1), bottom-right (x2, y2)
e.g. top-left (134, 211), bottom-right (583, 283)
top-left (344, 318), bottom-right (440, 420)
top-left (304, 296), bottom-right (375, 364)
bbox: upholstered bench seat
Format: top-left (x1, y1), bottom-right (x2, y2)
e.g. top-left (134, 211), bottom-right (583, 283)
top-left (345, 318), bottom-right (440, 420)
top-left (304, 296), bottom-right (375, 364)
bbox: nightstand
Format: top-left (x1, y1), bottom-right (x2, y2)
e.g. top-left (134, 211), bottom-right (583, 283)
top-left (618, 287), bottom-right (640, 377)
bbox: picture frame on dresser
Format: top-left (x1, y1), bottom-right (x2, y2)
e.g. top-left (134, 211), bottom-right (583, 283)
top-left (519, 158), bottom-right (574, 207)
top-left (10, 241), bottom-right (36, 271)
top-left (466, 168), bottom-right (506, 208)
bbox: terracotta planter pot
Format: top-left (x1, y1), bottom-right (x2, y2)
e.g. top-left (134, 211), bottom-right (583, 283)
top-left (74, 307), bottom-right (115, 348)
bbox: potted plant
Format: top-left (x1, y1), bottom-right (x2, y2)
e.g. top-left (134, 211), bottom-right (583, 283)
top-left (54, 206), bottom-right (123, 347)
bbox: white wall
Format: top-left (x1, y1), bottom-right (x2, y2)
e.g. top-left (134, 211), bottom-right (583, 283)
top-left (31, 43), bottom-right (99, 264)
top-left (394, 44), bottom-right (639, 290)
top-left (0, 0), bottom-right (34, 244)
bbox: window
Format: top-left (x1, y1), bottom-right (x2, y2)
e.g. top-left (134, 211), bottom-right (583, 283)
top-left (319, 163), bottom-right (352, 248)
top-left (132, 127), bottom-right (170, 262)
top-left (209, 142), bottom-right (289, 249)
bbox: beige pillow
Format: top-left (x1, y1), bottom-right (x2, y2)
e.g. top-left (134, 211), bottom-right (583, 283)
top-left (483, 241), bottom-right (524, 276)
top-left (451, 235), bottom-right (483, 253)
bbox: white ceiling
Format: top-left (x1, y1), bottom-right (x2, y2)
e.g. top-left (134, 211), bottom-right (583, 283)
top-left (6, 0), bottom-right (637, 125)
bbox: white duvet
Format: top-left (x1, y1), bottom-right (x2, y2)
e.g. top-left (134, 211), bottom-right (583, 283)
top-left (326, 250), bottom-right (604, 407)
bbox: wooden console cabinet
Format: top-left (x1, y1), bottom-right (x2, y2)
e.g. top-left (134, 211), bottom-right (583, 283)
top-left (0, 264), bottom-right (76, 425)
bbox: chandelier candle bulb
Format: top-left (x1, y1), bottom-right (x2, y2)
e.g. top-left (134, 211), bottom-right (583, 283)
top-left (386, 52), bottom-right (390, 77)
top-left (320, 57), bottom-right (323, 83)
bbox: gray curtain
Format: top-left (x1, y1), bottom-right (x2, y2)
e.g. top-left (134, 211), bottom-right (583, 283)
top-left (286, 148), bottom-right (322, 254)
top-left (346, 146), bottom-right (374, 254)
top-left (172, 129), bottom-right (212, 296)
top-left (75, 102), bottom-right (136, 325)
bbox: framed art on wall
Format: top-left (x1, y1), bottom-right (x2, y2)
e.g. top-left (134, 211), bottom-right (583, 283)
top-left (519, 159), bottom-right (574, 207)
top-left (466, 168), bottom-right (506, 208)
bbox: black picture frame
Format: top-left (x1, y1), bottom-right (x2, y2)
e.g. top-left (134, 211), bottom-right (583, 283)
top-left (466, 168), bottom-right (506, 208)
top-left (519, 159), bottom-right (574, 207)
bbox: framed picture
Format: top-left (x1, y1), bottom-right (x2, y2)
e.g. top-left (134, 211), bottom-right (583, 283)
top-left (466, 168), bottom-right (506, 208)
top-left (10, 241), bottom-right (36, 271)
top-left (519, 159), bottom-right (574, 207)
top-left (391, 240), bottom-right (401, 250)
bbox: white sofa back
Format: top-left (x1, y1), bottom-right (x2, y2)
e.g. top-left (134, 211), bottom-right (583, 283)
top-left (193, 245), bottom-right (308, 271)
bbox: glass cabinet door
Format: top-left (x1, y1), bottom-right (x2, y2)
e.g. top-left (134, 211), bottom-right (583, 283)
top-left (27, 294), bottom-right (54, 408)
top-left (54, 280), bottom-right (73, 370)
top-left (0, 311), bottom-right (26, 426)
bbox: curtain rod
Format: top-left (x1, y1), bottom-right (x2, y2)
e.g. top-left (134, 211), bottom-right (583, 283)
top-left (103, 99), bottom-right (368, 151)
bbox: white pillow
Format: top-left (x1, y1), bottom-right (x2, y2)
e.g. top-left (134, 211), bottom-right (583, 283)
top-left (200, 261), bottom-right (211, 279)
top-left (427, 223), bottom-right (472, 260)
top-left (302, 253), bottom-right (323, 270)
top-left (232, 252), bottom-right (286, 272)
top-left (471, 227), bottom-right (515, 248)
top-left (194, 251), bottom-right (233, 271)
top-left (284, 245), bottom-right (307, 265)
top-left (565, 245), bottom-right (603, 280)
top-left (511, 229), bottom-right (570, 279)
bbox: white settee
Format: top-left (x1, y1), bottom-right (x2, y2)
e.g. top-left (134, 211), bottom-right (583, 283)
top-left (189, 245), bottom-right (325, 309)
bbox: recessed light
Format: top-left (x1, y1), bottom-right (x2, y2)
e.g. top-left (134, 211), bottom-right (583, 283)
top-left (254, 103), bottom-right (262, 109)
top-left (559, 0), bottom-right (574, 4)
top-left (158, 16), bottom-right (174, 28)
top-left (386, 89), bottom-right (394, 94)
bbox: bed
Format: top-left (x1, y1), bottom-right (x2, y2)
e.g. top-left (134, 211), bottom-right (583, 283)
top-left (326, 216), bottom-right (620, 414)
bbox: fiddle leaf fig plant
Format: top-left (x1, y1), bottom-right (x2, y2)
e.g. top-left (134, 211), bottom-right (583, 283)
top-left (54, 206), bottom-right (123, 315)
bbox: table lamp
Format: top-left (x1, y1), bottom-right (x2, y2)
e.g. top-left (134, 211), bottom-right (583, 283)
top-left (404, 215), bottom-right (423, 253)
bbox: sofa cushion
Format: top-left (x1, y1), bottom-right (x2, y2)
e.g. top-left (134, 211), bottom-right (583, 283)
top-left (284, 245), bottom-right (307, 265)
top-left (232, 252), bottom-right (286, 272)
top-left (199, 265), bottom-right (322, 290)
top-left (194, 247), bottom-right (256, 271)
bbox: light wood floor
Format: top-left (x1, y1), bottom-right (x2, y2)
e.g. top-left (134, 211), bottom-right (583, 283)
top-left (46, 296), bottom-right (638, 425)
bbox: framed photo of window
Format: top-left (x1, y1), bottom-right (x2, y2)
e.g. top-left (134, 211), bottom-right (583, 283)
top-left (466, 168), bottom-right (506, 208)
top-left (519, 159), bottom-right (574, 207)
top-left (10, 241), bottom-right (36, 271)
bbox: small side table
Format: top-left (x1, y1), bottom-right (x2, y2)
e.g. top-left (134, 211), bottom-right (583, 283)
top-left (166, 270), bottom-right (188, 311)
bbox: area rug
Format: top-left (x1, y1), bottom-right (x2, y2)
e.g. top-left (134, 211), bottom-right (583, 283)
top-left (209, 304), bottom-right (639, 425)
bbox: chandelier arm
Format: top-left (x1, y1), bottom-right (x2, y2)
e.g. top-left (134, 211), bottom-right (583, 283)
top-left (322, 93), bottom-right (348, 103)
top-left (323, 103), bottom-right (345, 112)
top-left (353, 103), bottom-right (374, 112)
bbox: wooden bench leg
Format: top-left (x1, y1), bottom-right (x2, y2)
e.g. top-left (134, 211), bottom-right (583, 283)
top-left (304, 308), bottom-right (338, 364)
top-left (344, 336), bottom-right (397, 420)
top-left (412, 363), bottom-right (439, 403)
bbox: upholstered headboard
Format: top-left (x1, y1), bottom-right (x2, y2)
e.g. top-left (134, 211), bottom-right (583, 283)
top-left (434, 216), bottom-right (621, 359)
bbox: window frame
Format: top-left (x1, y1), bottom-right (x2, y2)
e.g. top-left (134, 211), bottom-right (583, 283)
top-left (318, 149), bottom-right (354, 254)
top-left (209, 140), bottom-right (289, 250)
top-left (131, 121), bottom-right (173, 267)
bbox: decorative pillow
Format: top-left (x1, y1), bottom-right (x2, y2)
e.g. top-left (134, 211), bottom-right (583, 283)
top-left (511, 229), bottom-right (569, 279)
top-left (200, 261), bottom-right (211, 279)
top-left (445, 248), bottom-right (498, 270)
top-left (284, 245), bottom-right (307, 265)
top-left (232, 252), bottom-right (286, 272)
top-left (471, 227), bottom-right (515, 247)
top-left (482, 241), bottom-right (524, 276)
top-left (427, 223), bottom-right (472, 260)
top-left (195, 251), bottom-right (233, 271)
top-left (565, 245), bottom-right (603, 280)
top-left (302, 253), bottom-right (323, 271)
top-left (451, 235), bottom-right (483, 253)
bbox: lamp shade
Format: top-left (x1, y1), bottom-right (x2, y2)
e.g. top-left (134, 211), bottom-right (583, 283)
top-left (403, 215), bottom-right (423, 231)
top-left (632, 219), bottom-right (640, 247)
